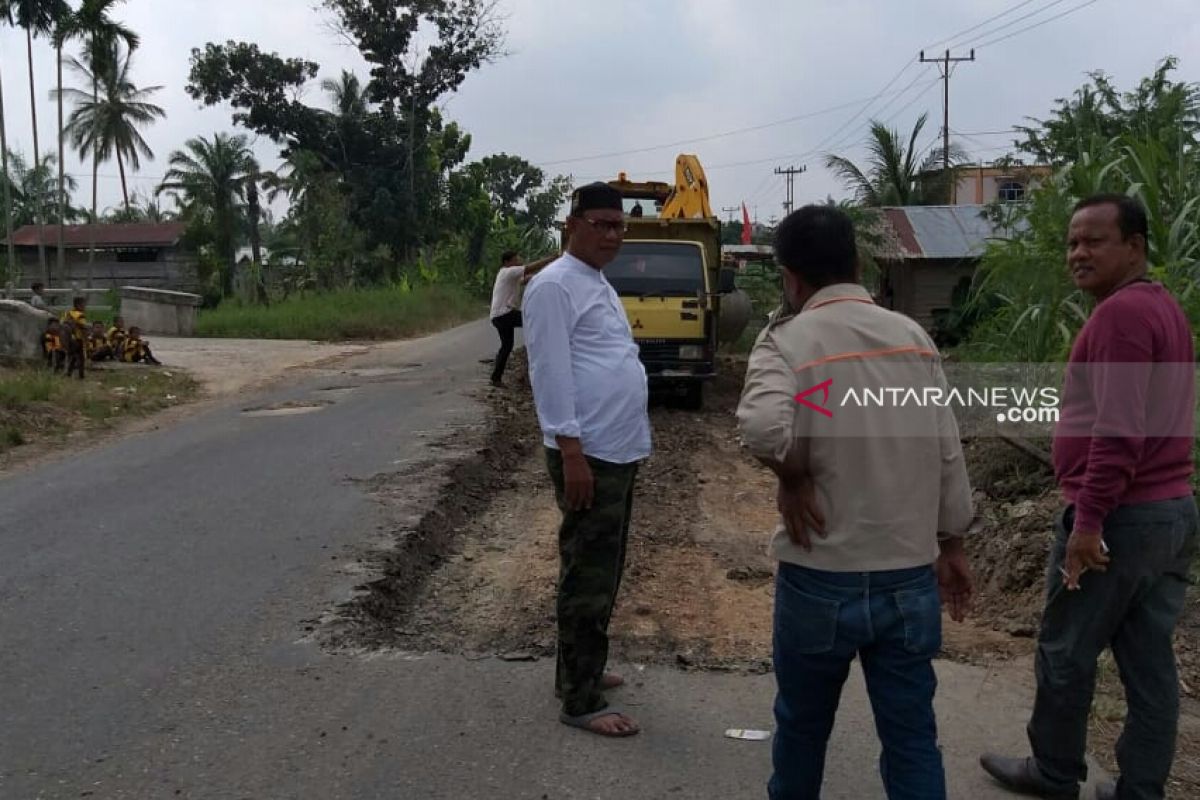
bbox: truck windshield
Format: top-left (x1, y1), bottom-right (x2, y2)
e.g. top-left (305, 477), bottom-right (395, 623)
top-left (604, 242), bottom-right (705, 296)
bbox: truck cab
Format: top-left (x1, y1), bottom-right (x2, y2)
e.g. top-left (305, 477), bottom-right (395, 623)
top-left (560, 156), bottom-right (745, 408)
top-left (606, 219), bottom-right (728, 408)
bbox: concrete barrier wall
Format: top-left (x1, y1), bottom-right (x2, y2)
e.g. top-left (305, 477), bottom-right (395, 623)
top-left (119, 287), bottom-right (203, 336)
top-left (0, 300), bottom-right (53, 360)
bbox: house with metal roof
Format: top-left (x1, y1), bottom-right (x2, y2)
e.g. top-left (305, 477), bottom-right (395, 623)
top-left (4, 222), bottom-right (197, 291)
top-left (877, 204), bottom-right (1017, 330)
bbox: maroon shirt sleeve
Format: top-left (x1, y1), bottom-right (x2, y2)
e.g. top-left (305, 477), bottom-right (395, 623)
top-left (1072, 298), bottom-right (1153, 535)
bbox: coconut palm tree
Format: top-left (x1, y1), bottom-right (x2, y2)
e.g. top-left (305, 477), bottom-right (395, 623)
top-left (7, 0), bottom-right (70, 282)
top-left (51, 0), bottom-right (138, 286)
top-left (2, 148), bottom-right (82, 226)
top-left (101, 189), bottom-right (173, 222)
top-left (60, 44), bottom-right (163, 210)
top-left (824, 113), bottom-right (969, 206)
top-left (59, 42), bottom-right (162, 285)
top-left (0, 3), bottom-right (17, 289)
top-left (321, 70), bottom-right (368, 119)
top-left (157, 133), bottom-right (259, 297)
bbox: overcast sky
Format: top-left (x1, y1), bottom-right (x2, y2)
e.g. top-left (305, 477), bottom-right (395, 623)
top-left (1, 0), bottom-right (1197, 225)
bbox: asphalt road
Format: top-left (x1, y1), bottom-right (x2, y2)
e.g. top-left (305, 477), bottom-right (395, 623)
top-left (0, 320), bottom-right (1099, 799)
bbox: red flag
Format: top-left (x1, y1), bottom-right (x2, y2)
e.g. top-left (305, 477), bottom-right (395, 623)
top-left (740, 202), bottom-right (752, 245)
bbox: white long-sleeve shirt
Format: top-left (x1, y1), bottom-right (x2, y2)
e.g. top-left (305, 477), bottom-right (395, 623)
top-left (489, 265), bottom-right (525, 319)
top-left (523, 253), bottom-right (651, 464)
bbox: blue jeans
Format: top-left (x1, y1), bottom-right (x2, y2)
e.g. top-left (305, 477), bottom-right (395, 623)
top-left (770, 563), bottom-right (945, 800)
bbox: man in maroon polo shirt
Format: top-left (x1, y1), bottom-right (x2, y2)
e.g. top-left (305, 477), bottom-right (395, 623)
top-left (982, 194), bottom-right (1197, 800)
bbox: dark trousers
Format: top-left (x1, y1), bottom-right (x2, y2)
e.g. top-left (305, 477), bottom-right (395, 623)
top-left (491, 310), bottom-right (522, 383)
top-left (545, 447), bottom-right (638, 717)
top-left (45, 350), bottom-right (65, 371)
top-left (1029, 497), bottom-right (1198, 800)
top-left (771, 563), bottom-right (945, 800)
top-left (65, 341), bottom-right (85, 379)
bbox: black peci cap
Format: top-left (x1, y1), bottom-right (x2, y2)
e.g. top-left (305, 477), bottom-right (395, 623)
top-left (569, 181), bottom-right (623, 217)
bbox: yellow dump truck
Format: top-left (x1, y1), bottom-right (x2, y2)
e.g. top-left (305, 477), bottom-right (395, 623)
top-left (585, 155), bottom-right (748, 408)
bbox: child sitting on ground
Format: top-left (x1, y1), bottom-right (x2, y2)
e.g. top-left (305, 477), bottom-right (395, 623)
top-left (121, 326), bottom-right (162, 365)
top-left (88, 321), bottom-right (115, 362)
top-left (107, 316), bottom-right (127, 357)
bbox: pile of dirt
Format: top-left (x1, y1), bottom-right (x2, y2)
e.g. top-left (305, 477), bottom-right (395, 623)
top-left (323, 382), bottom-right (535, 650)
top-left (961, 438), bottom-right (1060, 638)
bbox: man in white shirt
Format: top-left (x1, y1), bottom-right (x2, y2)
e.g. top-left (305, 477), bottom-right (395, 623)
top-left (28, 282), bottom-right (48, 311)
top-left (489, 251), bottom-right (555, 387)
top-left (523, 182), bottom-right (651, 738)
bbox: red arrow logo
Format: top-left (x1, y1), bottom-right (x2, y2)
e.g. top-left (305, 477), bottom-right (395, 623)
top-left (794, 378), bottom-right (834, 418)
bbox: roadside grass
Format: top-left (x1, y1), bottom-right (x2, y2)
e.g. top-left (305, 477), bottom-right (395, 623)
top-left (0, 363), bottom-right (199, 454)
top-left (196, 284), bottom-right (485, 341)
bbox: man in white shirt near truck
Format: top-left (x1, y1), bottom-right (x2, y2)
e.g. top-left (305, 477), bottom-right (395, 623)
top-left (523, 182), bottom-right (651, 738)
top-left (488, 250), bottom-right (554, 387)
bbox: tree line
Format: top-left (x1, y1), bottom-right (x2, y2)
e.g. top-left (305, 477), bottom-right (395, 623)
top-left (1, 0), bottom-right (571, 303)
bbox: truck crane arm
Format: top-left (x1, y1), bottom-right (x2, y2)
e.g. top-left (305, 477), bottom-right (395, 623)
top-left (659, 154), bottom-right (714, 220)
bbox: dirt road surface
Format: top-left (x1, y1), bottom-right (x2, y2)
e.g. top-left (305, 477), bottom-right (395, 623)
top-left (152, 336), bottom-right (374, 397)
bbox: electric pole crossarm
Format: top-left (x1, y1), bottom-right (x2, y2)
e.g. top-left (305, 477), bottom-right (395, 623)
top-left (774, 165), bottom-right (807, 216)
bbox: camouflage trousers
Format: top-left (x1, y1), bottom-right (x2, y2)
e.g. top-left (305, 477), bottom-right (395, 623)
top-left (545, 448), bottom-right (639, 717)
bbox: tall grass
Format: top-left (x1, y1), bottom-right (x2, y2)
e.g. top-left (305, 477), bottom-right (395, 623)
top-left (196, 283), bottom-right (485, 341)
top-left (0, 365), bottom-right (198, 453)
top-left (0, 372), bottom-right (56, 407)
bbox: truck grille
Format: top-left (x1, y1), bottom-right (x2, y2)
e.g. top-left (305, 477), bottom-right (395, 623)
top-left (637, 342), bottom-right (679, 362)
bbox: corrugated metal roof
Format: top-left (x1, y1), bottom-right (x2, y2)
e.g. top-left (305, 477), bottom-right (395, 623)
top-left (881, 205), bottom-right (1011, 260)
top-left (7, 222), bottom-right (187, 248)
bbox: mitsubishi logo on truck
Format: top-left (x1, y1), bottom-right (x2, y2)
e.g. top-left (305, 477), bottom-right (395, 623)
top-left (632, 318), bottom-right (644, 329)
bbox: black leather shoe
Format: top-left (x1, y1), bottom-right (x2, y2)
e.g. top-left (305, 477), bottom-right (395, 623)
top-left (1093, 780), bottom-right (1116, 800)
top-left (979, 753), bottom-right (1079, 799)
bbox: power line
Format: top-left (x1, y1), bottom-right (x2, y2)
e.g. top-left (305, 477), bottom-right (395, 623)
top-left (796, 58), bottom-right (920, 164)
top-left (533, 94), bottom-right (881, 169)
top-left (743, 70), bottom-right (946, 188)
top-left (858, 72), bottom-right (939, 132)
top-left (884, 77), bottom-right (943, 127)
top-left (544, 1), bottom-right (1101, 189)
top-left (953, 0), bottom-right (1075, 48)
top-left (921, 0), bottom-right (1043, 51)
top-left (567, 58), bottom-right (925, 184)
top-left (974, 0), bottom-right (1102, 50)
top-left (744, 169), bottom-right (779, 208)
top-left (954, 128), bottom-right (1005, 155)
top-left (817, 73), bottom-right (940, 161)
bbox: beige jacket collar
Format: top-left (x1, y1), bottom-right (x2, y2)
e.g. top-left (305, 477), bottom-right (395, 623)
top-left (800, 282), bottom-right (875, 313)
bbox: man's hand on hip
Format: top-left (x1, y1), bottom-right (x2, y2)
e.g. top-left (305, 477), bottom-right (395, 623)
top-left (777, 476), bottom-right (825, 551)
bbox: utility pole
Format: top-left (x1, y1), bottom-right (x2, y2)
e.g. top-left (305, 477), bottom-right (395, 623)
top-left (720, 206), bottom-right (738, 223)
top-left (920, 48), bottom-right (975, 202)
top-left (774, 165), bottom-right (807, 216)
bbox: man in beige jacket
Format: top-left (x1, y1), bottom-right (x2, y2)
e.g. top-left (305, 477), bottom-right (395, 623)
top-left (737, 205), bottom-right (976, 799)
